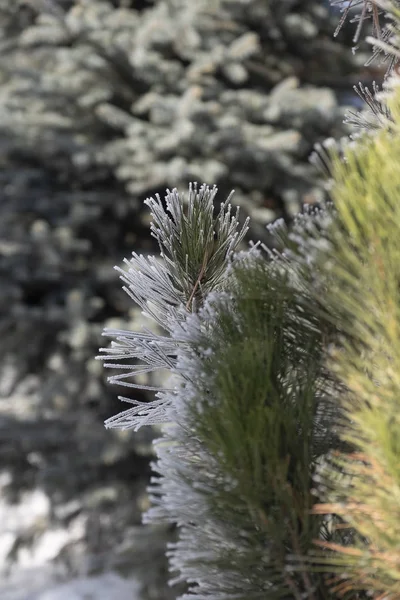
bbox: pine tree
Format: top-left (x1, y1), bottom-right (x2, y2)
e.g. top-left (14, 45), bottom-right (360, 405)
top-left (100, 1), bottom-right (400, 598)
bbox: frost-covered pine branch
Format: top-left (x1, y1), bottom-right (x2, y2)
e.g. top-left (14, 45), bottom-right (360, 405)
top-left (97, 183), bottom-right (249, 431)
top-left (344, 81), bottom-right (393, 130)
top-left (98, 177), bottom-right (350, 598)
top-left (330, 0), bottom-right (400, 73)
top-left (324, 1), bottom-right (398, 153)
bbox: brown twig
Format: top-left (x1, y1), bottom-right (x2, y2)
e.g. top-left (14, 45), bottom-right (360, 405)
top-left (186, 249), bottom-right (209, 311)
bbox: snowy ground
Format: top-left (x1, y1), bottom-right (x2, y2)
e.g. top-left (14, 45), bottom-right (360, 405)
top-left (0, 479), bottom-right (142, 600)
top-left (0, 570), bottom-right (141, 600)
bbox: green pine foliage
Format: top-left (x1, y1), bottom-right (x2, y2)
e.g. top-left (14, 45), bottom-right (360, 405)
top-left (180, 258), bottom-right (336, 598)
top-left (306, 78), bottom-right (400, 599)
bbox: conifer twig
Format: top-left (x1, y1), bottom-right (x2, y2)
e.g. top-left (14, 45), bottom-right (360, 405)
top-left (186, 248), bottom-right (209, 311)
top-left (98, 183), bottom-right (249, 431)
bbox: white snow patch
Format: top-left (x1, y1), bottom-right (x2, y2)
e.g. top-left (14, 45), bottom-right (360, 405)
top-left (37, 573), bottom-right (141, 600)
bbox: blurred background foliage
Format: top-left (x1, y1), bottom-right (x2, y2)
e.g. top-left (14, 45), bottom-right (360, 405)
top-left (0, 0), bottom-right (376, 598)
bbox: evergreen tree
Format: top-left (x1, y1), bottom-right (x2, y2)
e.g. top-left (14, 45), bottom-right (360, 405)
top-left (101, 1), bottom-right (400, 598)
